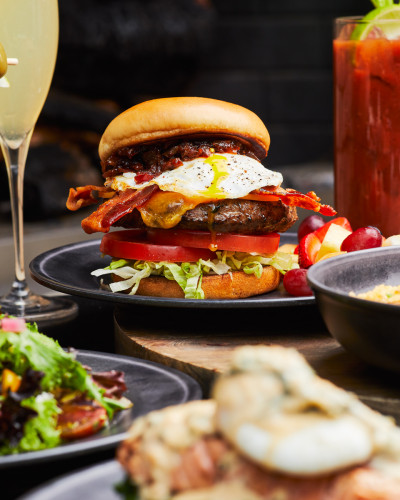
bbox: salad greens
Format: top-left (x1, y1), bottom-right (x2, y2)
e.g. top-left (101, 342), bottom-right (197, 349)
top-left (0, 321), bottom-right (119, 415)
top-left (93, 250), bottom-right (297, 299)
top-left (0, 316), bottom-right (129, 455)
top-left (114, 477), bottom-right (139, 500)
top-left (1, 394), bottom-right (61, 455)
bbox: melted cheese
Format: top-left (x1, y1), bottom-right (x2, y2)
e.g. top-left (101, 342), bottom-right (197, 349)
top-left (138, 191), bottom-right (198, 229)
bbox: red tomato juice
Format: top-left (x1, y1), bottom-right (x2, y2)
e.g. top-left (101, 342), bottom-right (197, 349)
top-left (334, 38), bottom-right (400, 237)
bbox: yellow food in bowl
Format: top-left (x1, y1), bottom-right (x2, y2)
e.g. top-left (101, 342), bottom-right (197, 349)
top-left (350, 284), bottom-right (400, 305)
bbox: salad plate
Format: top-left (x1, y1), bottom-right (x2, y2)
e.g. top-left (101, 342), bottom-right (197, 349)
top-left (29, 233), bottom-right (315, 308)
top-left (0, 350), bottom-right (202, 468)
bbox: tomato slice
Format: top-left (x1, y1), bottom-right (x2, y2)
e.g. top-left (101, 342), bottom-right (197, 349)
top-left (100, 230), bottom-right (216, 262)
top-left (147, 228), bottom-right (280, 254)
top-left (57, 401), bottom-right (108, 440)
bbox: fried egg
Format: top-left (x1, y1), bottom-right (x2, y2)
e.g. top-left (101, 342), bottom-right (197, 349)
top-left (109, 153), bottom-right (283, 202)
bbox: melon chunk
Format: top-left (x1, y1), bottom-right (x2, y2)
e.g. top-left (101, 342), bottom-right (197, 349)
top-left (316, 224), bottom-right (352, 262)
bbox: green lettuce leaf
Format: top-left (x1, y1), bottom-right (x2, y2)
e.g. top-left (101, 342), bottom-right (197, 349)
top-left (0, 393), bottom-right (61, 455)
top-left (114, 476), bottom-right (139, 500)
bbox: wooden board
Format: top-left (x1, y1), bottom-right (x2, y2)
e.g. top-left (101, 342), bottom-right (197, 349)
top-left (114, 304), bottom-right (400, 422)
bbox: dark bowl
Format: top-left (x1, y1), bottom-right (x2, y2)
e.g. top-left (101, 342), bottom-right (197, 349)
top-left (307, 246), bottom-right (400, 372)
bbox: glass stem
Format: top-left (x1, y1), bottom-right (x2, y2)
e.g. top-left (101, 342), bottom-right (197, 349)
top-left (1, 130), bottom-right (33, 303)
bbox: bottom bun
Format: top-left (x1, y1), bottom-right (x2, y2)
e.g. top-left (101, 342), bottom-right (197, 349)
top-left (115, 266), bottom-right (280, 299)
top-left (172, 482), bottom-right (263, 500)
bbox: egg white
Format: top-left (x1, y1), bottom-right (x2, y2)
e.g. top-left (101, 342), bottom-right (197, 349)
top-left (108, 153), bottom-right (282, 201)
top-left (236, 417), bottom-right (373, 476)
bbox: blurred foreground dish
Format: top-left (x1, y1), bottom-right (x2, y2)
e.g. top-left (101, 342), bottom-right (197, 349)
top-left (117, 345), bottom-right (400, 500)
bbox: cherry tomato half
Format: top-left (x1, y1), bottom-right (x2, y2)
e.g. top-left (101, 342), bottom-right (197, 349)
top-left (146, 228), bottom-right (280, 254)
top-left (100, 230), bottom-right (215, 262)
top-left (57, 401), bottom-right (108, 440)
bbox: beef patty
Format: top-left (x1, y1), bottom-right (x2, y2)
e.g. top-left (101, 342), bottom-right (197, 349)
top-left (116, 198), bottom-right (298, 234)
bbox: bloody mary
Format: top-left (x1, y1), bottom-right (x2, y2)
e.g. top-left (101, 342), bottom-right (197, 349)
top-left (334, 19), bottom-right (400, 237)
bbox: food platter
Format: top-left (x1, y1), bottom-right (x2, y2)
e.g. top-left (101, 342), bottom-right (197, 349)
top-left (0, 350), bottom-right (201, 468)
top-left (29, 233), bottom-right (315, 309)
top-left (19, 460), bottom-right (124, 500)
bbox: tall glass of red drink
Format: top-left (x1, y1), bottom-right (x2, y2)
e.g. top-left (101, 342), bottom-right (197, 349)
top-left (334, 17), bottom-right (400, 237)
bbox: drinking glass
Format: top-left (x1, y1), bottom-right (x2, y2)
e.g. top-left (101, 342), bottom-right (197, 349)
top-left (0, 0), bottom-right (78, 323)
top-left (334, 17), bottom-right (400, 237)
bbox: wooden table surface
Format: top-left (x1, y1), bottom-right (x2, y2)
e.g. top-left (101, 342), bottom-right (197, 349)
top-left (114, 302), bottom-right (400, 423)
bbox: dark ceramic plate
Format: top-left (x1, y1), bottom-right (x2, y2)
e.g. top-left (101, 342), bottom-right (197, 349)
top-left (19, 460), bottom-right (124, 500)
top-left (29, 233), bottom-right (314, 308)
top-left (0, 350), bottom-right (201, 468)
top-left (307, 246), bottom-right (400, 372)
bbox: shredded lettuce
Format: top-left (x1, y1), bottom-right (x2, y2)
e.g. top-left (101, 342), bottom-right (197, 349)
top-left (93, 251), bottom-right (298, 299)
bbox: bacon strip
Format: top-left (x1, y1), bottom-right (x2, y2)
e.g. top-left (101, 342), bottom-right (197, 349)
top-left (81, 185), bottom-right (159, 234)
top-left (253, 188), bottom-right (337, 216)
top-left (71, 182), bottom-right (335, 235)
top-left (66, 185), bottom-right (115, 211)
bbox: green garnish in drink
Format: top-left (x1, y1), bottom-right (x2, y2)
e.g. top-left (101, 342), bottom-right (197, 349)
top-left (351, 0), bottom-right (400, 40)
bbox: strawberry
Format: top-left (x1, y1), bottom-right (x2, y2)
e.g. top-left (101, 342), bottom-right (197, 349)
top-left (298, 232), bottom-right (322, 268)
top-left (314, 217), bottom-right (352, 242)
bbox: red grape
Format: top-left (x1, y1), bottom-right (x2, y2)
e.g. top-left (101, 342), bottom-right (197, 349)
top-left (283, 269), bottom-right (313, 297)
top-left (341, 226), bottom-right (382, 252)
top-left (298, 215), bottom-right (325, 242)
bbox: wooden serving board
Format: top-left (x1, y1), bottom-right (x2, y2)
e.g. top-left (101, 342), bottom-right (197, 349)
top-left (114, 304), bottom-right (400, 422)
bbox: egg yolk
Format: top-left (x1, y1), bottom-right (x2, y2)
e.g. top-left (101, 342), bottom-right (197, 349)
top-left (200, 155), bottom-right (230, 199)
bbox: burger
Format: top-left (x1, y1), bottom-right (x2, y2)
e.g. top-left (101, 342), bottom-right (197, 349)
top-left (117, 346), bottom-right (400, 500)
top-left (67, 97), bottom-right (335, 299)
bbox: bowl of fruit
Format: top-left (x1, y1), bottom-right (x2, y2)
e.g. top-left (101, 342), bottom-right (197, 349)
top-left (303, 219), bottom-right (400, 372)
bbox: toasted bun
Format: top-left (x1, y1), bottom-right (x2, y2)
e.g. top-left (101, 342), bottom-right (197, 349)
top-left (99, 97), bottom-right (270, 166)
top-left (172, 482), bottom-right (263, 500)
top-left (113, 266), bottom-right (280, 299)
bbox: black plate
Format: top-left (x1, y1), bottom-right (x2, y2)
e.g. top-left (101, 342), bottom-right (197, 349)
top-left (29, 233), bottom-right (314, 308)
top-left (0, 350), bottom-right (201, 468)
top-left (19, 460), bottom-right (125, 500)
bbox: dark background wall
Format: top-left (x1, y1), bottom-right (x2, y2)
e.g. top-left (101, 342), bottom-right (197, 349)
top-left (189, 0), bottom-right (370, 167)
top-left (1, 0), bottom-right (372, 221)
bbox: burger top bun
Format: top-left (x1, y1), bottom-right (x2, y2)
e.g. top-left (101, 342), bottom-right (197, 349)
top-left (98, 97), bottom-right (270, 166)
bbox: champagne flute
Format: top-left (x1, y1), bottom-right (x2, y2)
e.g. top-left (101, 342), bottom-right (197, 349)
top-left (0, 0), bottom-right (77, 324)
